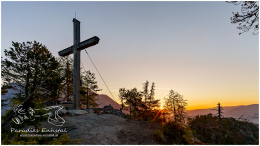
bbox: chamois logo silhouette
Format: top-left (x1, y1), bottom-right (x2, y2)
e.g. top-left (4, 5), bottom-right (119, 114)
top-left (12, 105), bottom-right (65, 126)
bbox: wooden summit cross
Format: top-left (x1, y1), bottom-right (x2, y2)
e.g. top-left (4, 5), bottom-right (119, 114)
top-left (58, 18), bottom-right (99, 110)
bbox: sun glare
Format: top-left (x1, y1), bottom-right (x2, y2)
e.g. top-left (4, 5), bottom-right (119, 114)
top-left (160, 105), bottom-right (163, 110)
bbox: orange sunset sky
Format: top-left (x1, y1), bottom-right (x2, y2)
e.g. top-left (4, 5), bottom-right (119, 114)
top-left (1, 1), bottom-right (259, 110)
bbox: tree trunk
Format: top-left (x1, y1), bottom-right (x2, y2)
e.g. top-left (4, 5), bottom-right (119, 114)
top-left (24, 57), bottom-right (31, 109)
top-left (87, 87), bottom-right (89, 109)
top-left (66, 60), bottom-right (70, 101)
top-left (32, 59), bottom-right (38, 100)
top-left (130, 106), bottom-right (132, 118)
top-left (218, 103), bottom-right (221, 144)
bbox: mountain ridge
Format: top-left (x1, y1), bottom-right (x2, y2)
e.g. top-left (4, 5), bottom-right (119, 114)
top-left (186, 104), bottom-right (259, 124)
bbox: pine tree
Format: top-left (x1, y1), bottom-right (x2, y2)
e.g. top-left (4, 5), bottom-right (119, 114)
top-left (216, 102), bottom-right (223, 144)
top-left (1, 41), bottom-right (60, 109)
top-left (228, 1), bottom-right (259, 35)
top-left (209, 102), bottom-right (224, 144)
top-left (119, 88), bottom-right (126, 110)
top-left (1, 84), bottom-right (9, 107)
top-left (165, 89), bottom-right (187, 123)
top-left (124, 88), bottom-right (143, 119)
top-left (148, 82), bottom-right (155, 109)
top-left (142, 81), bottom-right (149, 109)
top-left (80, 70), bottom-right (101, 109)
top-left (57, 56), bottom-right (73, 101)
top-left (142, 81), bottom-right (149, 120)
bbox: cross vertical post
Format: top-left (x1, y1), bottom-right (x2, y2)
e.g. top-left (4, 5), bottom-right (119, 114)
top-left (73, 18), bottom-right (81, 110)
top-left (58, 18), bottom-right (99, 110)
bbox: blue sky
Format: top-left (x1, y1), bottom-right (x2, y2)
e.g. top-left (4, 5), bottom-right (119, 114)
top-left (1, 1), bottom-right (259, 109)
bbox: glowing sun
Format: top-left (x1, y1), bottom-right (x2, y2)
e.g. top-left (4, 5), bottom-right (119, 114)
top-left (160, 105), bottom-right (163, 110)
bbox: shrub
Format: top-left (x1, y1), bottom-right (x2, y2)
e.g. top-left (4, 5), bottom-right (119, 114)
top-left (49, 134), bottom-right (80, 145)
top-left (153, 129), bottom-right (167, 144)
top-left (163, 121), bottom-right (189, 144)
top-left (189, 114), bottom-right (259, 144)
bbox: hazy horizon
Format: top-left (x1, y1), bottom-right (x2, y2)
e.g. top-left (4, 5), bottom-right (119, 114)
top-left (186, 103), bottom-right (259, 110)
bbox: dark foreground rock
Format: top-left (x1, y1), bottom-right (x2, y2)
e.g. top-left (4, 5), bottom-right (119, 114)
top-left (41, 114), bottom-right (162, 144)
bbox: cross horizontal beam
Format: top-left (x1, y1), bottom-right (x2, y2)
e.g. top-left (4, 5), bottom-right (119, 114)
top-left (58, 36), bottom-right (100, 57)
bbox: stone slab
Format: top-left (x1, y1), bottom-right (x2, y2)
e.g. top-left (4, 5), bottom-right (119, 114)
top-left (68, 110), bottom-right (88, 115)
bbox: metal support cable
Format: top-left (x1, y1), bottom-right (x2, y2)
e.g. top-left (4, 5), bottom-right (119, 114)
top-left (84, 50), bottom-right (119, 108)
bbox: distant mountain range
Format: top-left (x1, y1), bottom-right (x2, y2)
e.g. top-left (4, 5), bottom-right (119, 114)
top-left (95, 94), bottom-right (129, 114)
top-left (186, 104), bottom-right (259, 124)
